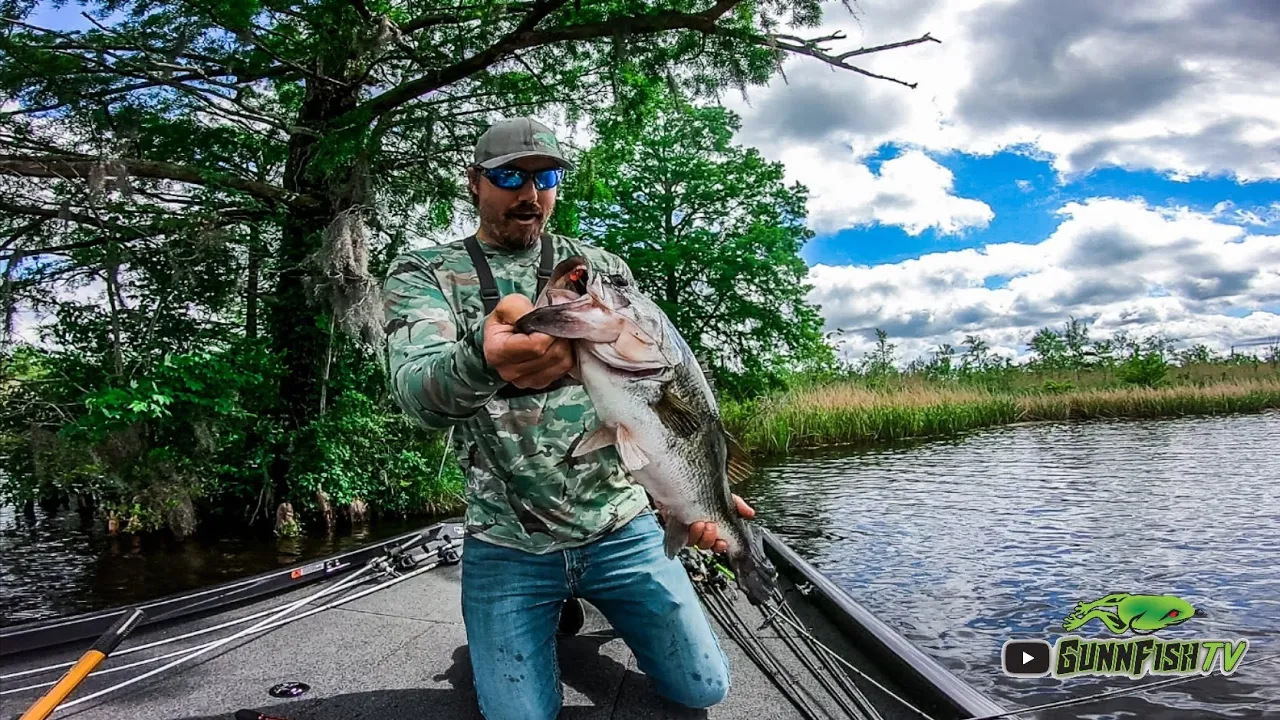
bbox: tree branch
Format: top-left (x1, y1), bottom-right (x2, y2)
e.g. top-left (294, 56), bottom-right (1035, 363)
top-left (399, 2), bottom-right (539, 35)
top-left (0, 155), bottom-right (319, 208)
top-left (349, 0), bottom-right (729, 122)
top-left (347, 0), bottom-right (932, 124)
top-left (0, 199), bottom-right (146, 239)
top-left (0, 239), bottom-right (114, 264)
top-left (767, 31), bottom-right (941, 88)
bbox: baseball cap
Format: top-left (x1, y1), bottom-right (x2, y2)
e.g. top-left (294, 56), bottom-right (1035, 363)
top-left (473, 116), bottom-right (576, 171)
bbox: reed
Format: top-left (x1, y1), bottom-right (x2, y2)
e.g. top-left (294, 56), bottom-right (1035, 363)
top-left (723, 376), bottom-right (1280, 456)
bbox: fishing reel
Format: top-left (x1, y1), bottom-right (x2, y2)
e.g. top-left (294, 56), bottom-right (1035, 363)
top-left (679, 547), bottom-right (733, 593)
top-left (371, 525), bottom-right (463, 577)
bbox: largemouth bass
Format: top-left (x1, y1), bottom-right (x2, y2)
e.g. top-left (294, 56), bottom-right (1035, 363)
top-left (514, 255), bottom-right (778, 605)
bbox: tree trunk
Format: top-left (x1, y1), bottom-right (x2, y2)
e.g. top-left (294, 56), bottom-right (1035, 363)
top-left (265, 70), bottom-right (360, 503)
top-left (246, 226), bottom-right (261, 340)
top-left (104, 246), bottom-right (125, 377)
top-left (2, 247), bottom-right (21, 343)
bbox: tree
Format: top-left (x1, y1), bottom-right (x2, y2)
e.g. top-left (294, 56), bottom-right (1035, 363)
top-left (557, 82), bottom-right (832, 397)
top-left (1, 0), bottom-right (936, 527)
top-left (857, 327), bottom-right (896, 381)
top-left (960, 334), bottom-right (988, 372)
top-left (1028, 326), bottom-right (1067, 370)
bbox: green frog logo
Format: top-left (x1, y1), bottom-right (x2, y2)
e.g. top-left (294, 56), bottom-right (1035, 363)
top-left (1004, 591), bottom-right (1248, 679)
top-left (532, 131), bottom-right (560, 152)
top-left (1062, 592), bottom-right (1207, 635)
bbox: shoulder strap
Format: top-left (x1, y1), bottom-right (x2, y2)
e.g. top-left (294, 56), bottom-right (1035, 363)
top-left (462, 232), bottom-right (567, 399)
top-left (462, 233), bottom-right (501, 314)
top-left (536, 232), bottom-right (554, 297)
top-left (462, 232), bottom-right (555, 315)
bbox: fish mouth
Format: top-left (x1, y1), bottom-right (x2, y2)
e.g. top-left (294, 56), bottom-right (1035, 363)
top-left (613, 366), bottom-right (666, 379)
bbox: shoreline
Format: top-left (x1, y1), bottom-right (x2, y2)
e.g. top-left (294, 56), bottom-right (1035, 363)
top-left (722, 376), bottom-right (1280, 457)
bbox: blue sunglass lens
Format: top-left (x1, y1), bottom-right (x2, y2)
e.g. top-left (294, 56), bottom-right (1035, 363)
top-left (488, 169), bottom-right (525, 188)
top-left (486, 168), bottom-right (562, 190)
top-left (533, 169), bottom-right (562, 189)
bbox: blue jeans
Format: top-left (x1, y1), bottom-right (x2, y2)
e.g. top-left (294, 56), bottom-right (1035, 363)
top-left (460, 510), bottom-right (731, 719)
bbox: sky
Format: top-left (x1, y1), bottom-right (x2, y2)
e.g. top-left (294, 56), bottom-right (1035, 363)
top-left (10, 0), bottom-right (1280, 365)
top-left (710, 0), bottom-right (1280, 364)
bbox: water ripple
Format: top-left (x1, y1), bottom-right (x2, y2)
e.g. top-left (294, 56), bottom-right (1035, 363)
top-left (744, 411), bottom-right (1280, 719)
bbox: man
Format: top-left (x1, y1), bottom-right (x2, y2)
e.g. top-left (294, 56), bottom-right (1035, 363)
top-left (381, 116), bottom-right (754, 719)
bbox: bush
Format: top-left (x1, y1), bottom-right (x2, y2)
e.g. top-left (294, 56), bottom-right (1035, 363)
top-left (1118, 351), bottom-right (1169, 388)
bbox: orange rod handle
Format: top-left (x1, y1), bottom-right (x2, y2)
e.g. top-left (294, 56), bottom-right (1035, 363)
top-left (17, 607), bottom-right (145, 720)
top-left (18, 650), bottom-right (106, 720)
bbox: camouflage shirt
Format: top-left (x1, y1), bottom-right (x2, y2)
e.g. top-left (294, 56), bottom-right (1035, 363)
top-left (381, 232), bottom-right (650, 554)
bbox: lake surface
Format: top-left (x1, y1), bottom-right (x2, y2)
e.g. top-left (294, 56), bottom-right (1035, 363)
top-left (3, 413), bottom-right (1278, 718)
top-left (739, 411), bottom-right (1280, 720)
top-left (0, 508), bottom-right (429, 627)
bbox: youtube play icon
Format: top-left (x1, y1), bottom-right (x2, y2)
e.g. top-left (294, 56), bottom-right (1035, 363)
top-left (1003, 639), bottom-right (1052, 676)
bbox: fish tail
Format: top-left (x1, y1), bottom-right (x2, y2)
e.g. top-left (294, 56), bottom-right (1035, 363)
top-left (732, 522), bottom-right (778, 606)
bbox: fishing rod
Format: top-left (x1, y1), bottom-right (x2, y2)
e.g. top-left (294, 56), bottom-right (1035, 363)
top-left (16, 609), bottom-right (145, 720)
top-left (685, 548), bottom-right (884, 720)
top-left (2, 554), bottom-right (446, 698)
top-left (12, 529), bottom-right (458, 718)
top-left (768, 591), bottom-right (886, 720)
top-left (699, 552), bottom-right (1280, 720)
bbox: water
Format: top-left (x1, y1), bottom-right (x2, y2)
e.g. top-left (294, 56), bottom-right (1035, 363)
top-left (0, 508), bottom-right (431, 627)
top-left (3, 414), bottom-right (1278, 717)
top-left (739, 411), bottom-right (1280, 719)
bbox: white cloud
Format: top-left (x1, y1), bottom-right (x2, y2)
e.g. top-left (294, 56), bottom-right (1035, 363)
top-left (780, 147), bottom-right (993, 236)
top-left (723, 0), bottom-right (1280, 188)
top-left (808, 197), bottom-right (1280, 363)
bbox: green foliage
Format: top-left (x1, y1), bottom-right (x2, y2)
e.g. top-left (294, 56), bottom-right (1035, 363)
top-left (1, 0), bottom-right (931, 536)
top-left (857, 329), bottom-right (898, 385)
top-left (290, 390), bottom-right (463, 518)
top-left (563, 80), bottom-right (833, 399)
top-left (1118, 350), bottom-right (1169, 388)
top-left (1041, 379), bottom-right (1075, 394)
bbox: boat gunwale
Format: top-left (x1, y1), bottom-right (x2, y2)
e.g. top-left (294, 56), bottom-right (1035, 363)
top-left (761, 528), bottom-right (1017, 720)
top-left (0, 523), bottom-right (458, 659)
top-left (3, 520), bottom-right (1018, 720)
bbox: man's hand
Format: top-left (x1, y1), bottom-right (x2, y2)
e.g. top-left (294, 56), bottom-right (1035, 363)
top-left (687, 495), bottom-right (755, 553)
top-left (483, 294), bottom-right (575, 389)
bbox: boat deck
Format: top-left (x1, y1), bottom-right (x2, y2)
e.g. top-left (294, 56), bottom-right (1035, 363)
top-left (0, 529), bottom-right (1015, 720)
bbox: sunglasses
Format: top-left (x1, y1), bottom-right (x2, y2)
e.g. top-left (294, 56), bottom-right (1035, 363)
top-left (477, 165), bottom-right (564, 191)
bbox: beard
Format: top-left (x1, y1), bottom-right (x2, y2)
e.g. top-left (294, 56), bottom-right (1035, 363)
top-left (478, 199), bottom-right (548, 250)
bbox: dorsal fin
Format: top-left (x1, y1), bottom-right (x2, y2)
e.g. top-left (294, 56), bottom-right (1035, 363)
top-left (724, 432), bottom-right (754, 485)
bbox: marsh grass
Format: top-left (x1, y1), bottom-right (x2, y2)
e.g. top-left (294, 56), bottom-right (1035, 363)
top-left (723, 375), bottom-right (1280, 456)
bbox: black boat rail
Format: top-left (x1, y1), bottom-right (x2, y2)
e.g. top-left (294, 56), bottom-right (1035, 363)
top-left (0, 523), bottom-right (457, 658)
top-left (761, 528), bottom-right (1017, 720)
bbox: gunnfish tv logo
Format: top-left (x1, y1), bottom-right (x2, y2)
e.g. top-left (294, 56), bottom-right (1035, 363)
top-left (1003, 592), bottom-right (1250, 679)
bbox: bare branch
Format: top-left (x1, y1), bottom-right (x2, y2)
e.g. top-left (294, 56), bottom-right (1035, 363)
top-left (399, 2), bottom-right (539, 35)
top-left (0, 237), bottom-right (122, 261)
top-left (766, 31), bottom-right (941, 88)
top-left (0, 199), bottom-right (147, 238)
top-left (0, 155), bottom-right (319, 208)
top-left (35, 44), bottom-right (302, 137)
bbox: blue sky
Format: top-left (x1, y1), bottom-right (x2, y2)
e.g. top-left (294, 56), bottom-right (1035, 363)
top-left (26, 1), bottom-right (107, 31)
top-left (804, 144), bottom-right (1280, 268)
top-left (720, 0), bottom-right (1280, 361)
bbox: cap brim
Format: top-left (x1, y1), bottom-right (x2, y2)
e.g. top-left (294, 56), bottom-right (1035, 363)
top-left (477, 150), bottom-right (575, 171)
